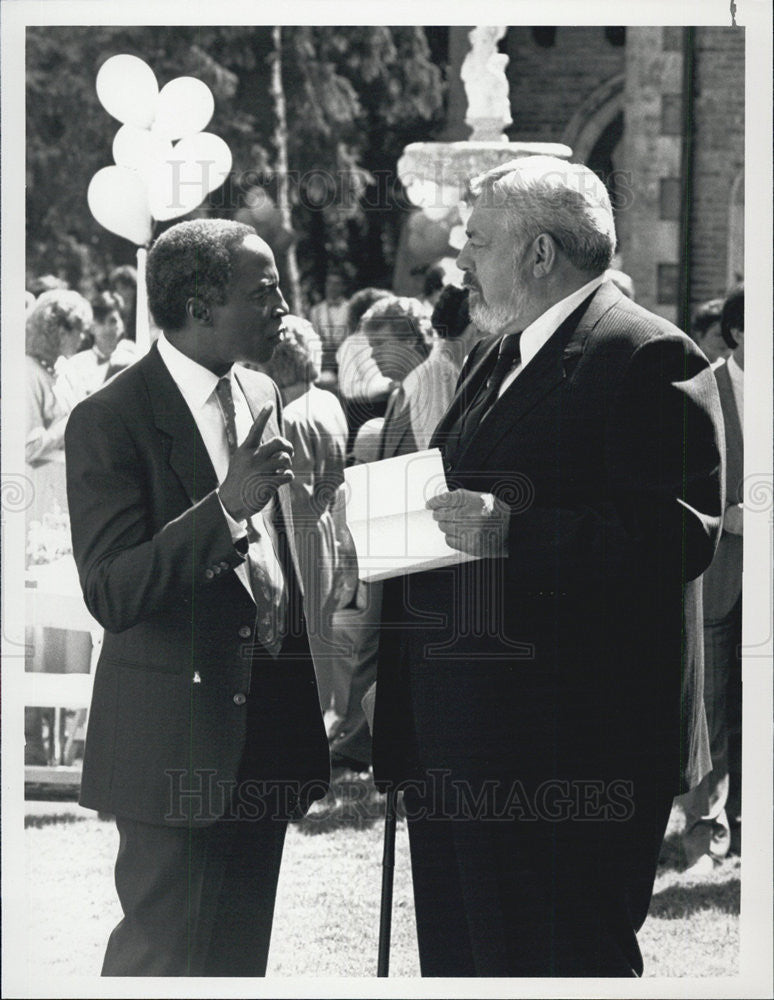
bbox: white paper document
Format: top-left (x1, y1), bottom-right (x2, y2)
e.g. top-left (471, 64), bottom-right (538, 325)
top-left (344, 448), bottom-right (481, 582)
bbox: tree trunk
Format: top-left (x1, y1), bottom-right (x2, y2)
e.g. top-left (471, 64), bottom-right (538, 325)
top-left (270, 26), bottom-right (302, 314)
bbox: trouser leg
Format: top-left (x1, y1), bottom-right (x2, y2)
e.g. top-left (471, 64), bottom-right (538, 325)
top-left (403, 786), bottom-right (477, 977)
top-left (681, 602), bottom-right (742, 862)
top-left (405, 775), bottom-right (673, 978)
top-left (103, 810), bottom-right (287, 977)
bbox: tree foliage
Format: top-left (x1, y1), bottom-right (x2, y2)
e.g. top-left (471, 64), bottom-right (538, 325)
top-left (26, 26), bottom-right (446, 303)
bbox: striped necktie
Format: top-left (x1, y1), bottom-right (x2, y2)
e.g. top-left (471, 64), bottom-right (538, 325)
top-left (215, 376), bottom-right (286, 658)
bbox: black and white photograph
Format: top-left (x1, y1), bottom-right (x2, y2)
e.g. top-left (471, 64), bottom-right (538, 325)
top-left (2, 1), bottom-right (772, 997)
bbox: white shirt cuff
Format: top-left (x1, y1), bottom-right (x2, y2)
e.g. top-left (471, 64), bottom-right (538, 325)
top-left (217, 491), bottom-right (248, 543)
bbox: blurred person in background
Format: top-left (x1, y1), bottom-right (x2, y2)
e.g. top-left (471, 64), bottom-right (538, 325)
top-left (380, 285), bottom-right (482, 458)
top-left (690, 298), bottom-right (732, 364)
top-left (326, 416), bottom-right (385, 774)
top-left (679, 282), bottom-right (744, 875)
top-left (58, 291), bottom-right (140, 407)
top-left (25, 289), bottom-right (93, 519)
top-left (309, 270), bottom-right (350, 380)
top-left (109, 265), bottom-right (138, 342)
top-left (336, 287), bottom-right (393, 453)
top-left (25, 289), bottom-right (93, 765)
top-left (27, 274), bottom-right (68, 297)
top-left (360, 295), bottom-right (430, 388)
top-left (418, 263), bottom-right (446, 314)
top-left (259, 315), bottom-right (355, 732)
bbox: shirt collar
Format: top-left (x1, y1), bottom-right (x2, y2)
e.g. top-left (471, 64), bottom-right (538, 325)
top-left (519, 274), bottom-right (605, 369)
top-left (157, 332), bottom-right (230, 409)
top-left (727, 353), bottom-right (744, 386)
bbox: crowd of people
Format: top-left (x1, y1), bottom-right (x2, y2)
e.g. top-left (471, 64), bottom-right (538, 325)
top-left (23, 155), bottom-right (746, 976)
top-left (23, 258), bottom-right (479, 772)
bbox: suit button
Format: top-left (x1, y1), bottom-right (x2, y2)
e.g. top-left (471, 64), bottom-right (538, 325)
top-left (238, 626), bottom-right (252, 639)
top-left (233, 693), bottom-right (247, 706)
top-left (219, 561), bottom-right (230, 571)
top-left (205, 568), bottom-right (215, 580)
top-left (213, 565), bottom-right (222, 575)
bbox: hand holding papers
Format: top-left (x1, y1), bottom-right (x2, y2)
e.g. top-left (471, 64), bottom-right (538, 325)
top-left (344, 448), bottom-right (484, 582)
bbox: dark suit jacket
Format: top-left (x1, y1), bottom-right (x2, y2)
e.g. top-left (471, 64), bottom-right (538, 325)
top-left (702, 359), bottom-right (743, 621)
top-left (65, 343), bottom-right (329, 826)
top-left (373, 281), bottom-right (725, 797)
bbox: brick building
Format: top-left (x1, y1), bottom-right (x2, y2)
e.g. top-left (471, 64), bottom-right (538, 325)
top-left (418, 25), bottom-right (745, 328)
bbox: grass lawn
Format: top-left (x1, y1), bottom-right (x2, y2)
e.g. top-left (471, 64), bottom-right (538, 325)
top-left (21, 773), bottom-right (739, 980)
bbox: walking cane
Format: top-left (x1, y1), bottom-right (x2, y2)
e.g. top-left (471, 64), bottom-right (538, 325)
top-left (377, 785), bottom-right (398, 977)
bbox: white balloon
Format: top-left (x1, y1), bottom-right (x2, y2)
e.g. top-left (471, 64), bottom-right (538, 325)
top-left (174, 132), bottom-right (232, 191)
top-left (152, 77), bottom-right (215, 140)
top-left (112, 125), bottom-right (173, 183)
top-left (147, 133), bottom-right (232, 221)
top-left (96, 55), bottom-right (158, 129)
top-left (87, 166), bottom-right (153, 245)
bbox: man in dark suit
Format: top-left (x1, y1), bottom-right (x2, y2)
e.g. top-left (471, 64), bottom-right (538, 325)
top-left (65, 219), bottom-right (329, 976)
top-left (372, 157), bottom-right (725, 976)
top-left (681, 282), bottom-right (744, 873)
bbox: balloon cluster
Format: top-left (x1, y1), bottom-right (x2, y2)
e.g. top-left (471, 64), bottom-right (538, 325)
top-left (87, 54), bottom-right (233, 245)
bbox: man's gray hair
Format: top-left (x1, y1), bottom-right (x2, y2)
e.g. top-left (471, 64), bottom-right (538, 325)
top-left (470, 156), bottom-right (617, 273)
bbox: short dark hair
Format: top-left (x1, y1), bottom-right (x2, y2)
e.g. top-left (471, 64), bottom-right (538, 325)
top-left (431, 285), bottom-right (470, 340)
top-left (691, 298), bottom-right (724, 337)
top-left (146, 219), bottom-right (255, 332)
top-left (346, 287), bottom-right (391, 334)
top-left (423, 264), bottom-right (445, 299)
top-left (720, 282), bottom-right (744, 348)
top-left (91, 290), bottom-right (124, 324)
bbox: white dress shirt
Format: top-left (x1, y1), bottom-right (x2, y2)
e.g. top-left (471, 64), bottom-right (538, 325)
top-left (157, 333), bottom-right (285, 605)
top-left (726, 354), bottom-right (744, 431)
top-left (497, 275), bottom-right (605, 398)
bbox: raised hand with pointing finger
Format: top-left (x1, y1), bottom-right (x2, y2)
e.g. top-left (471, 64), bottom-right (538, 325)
top-left (218, 401), bottom-right (295, 521)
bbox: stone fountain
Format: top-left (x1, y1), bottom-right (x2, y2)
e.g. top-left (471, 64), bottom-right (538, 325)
top-left (393, 27), bottom-right (572, 293)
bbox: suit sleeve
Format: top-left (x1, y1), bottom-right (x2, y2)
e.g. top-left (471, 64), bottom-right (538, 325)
top-left (503, 335), bottom-right (725, 591)
top-left (65, 397), bottom-right (245, 633)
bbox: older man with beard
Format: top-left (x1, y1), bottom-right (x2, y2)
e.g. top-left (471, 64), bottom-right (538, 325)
top-left (371, 157), bottom-right (725, 977)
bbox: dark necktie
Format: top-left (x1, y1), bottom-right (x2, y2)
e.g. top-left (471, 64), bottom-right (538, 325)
top-left (215, 376), bottom-right (286, 658)
top-left (457, 332), bottom-right (522, 441)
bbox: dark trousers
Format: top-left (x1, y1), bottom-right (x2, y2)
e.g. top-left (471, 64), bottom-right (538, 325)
top-left (681, 594), bottom-right (743, 861)
top-left (403, 775), bottom-right (673, 977)
top-left (102, 647), bottom-right (311, 977)
top-left (103, 810), bottom-right (287, 977)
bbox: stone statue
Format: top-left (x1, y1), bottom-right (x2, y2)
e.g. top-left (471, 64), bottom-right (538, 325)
top-left (461, 26), bottom-right (513, 141)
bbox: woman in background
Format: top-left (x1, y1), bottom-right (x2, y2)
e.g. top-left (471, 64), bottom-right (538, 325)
top-left (57, 290), bottom-right (140, 408)
top-left (25, 289), bottom-right (93, 765)
top-left (26, 289), bottom-right (93, 520)
top-left (260, 316), bottom-right (355, 731)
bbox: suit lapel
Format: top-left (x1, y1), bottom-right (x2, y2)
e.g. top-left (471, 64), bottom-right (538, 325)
top-left (140, 343), bottom-right (219, 504)
top-left (454, 281), bottom-right (622, 471)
